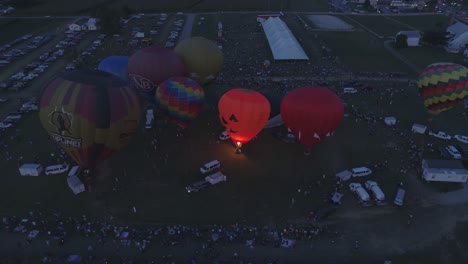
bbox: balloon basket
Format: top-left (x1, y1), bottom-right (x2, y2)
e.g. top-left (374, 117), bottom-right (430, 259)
top-left (304, 149), bottom-right (311, 156)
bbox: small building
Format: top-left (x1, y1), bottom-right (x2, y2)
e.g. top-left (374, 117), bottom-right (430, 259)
top-left (68, 18), bottom-right (88, 31)
top-left (446, 22), bottom-right (468, 53)
top-left (86, 18), bottom-right (98, 31)
top-left (396, 31), bottom-right (421, 46)
top-left (421, 159), bottom-right (468, 183)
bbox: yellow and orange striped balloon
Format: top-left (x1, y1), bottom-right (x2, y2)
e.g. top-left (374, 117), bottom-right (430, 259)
top-left (39, 70), bottom-right (141, 169)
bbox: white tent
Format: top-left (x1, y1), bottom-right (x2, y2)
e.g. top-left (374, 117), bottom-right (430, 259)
top-left (264, 114), bottom-right (284, 128)
top-left (446, 31), bottom-right (468, 53)
top-left (67, 175), bottom-right (85, 195)
top-left (447, 22), bottom-right (468, 39)
top-left (261, 17), bottom-right (309, 60)
top-left (396, 31), bottom-right (420, 46)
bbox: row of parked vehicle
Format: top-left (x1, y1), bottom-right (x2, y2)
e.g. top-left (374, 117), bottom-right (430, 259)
top-left (0, 97), bottom-right (38, 134)
top-left (165, 16), bottom-right (184, 48)
top-left (0, 34), bottom-right (32, 53)
top-left (0, 34), bottom-right (53, 70)
top-left (67, 34), bottom-right (106, 69)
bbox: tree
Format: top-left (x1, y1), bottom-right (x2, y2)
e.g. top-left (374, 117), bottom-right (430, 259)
top-left (395, 34), bottom-right (408, 49)
top-left (364, 0), bottom-right (371, 10)
top-left (94, 6), bottom-right (124, 35)
top-left (121, 4), bottom-right (132, 19)
top-left (421, 31), bottom-right (450, 46)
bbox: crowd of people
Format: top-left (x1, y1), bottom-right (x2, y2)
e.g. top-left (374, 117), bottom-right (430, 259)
top-left (1, 209), bottom-right (346, 263)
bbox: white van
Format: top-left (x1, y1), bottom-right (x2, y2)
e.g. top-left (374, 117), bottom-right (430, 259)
top-left (343, 87), bottom-right (357, 94)
top-left (200, 160), bottom-right (221, 174)
top-left (351, 167), bottom-right (372, 177)
top-left (45, 164), bottom-right (70, 175)
top-left (446, 145), bottom-right (462, 159)
top-left (68, 165), bottom-right (81, 177)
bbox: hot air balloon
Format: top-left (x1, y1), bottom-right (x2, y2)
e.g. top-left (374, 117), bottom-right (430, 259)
top-left (218, 89), bottom-right (270, 151)
top-left (155, 77), bottom-right (205, 128)
top-left (98, 56), bottom-right (130, 82)
top-left (418, 62), bottom-right (468, 115)
top-left (174, 36), bottom-right (223, 86)
top-left (128, 45), bottom-right (186, 103)
top-left (281, 86), bottom-right (344, 154)
top-left (39, 70), bottom-right (141, 175)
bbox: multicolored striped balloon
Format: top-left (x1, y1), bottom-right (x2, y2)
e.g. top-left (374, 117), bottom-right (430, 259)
top-left (155, 77), bottom-right (205, 128)
top-left (39, 70), bottom-right (141, 169)
top-left (418, 62), bottom-right (468, 115)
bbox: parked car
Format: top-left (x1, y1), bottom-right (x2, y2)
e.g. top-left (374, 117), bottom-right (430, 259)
top-left (219, 131), bottom-right (230, 141)
top-left (446, 145), bottom-right (462, 159)
top-left (0, 122), bottom-right (12, 128)
top-left (428, 131), bottom-right (451, 140)
top-left (454, 135), bottom-right (468, 144)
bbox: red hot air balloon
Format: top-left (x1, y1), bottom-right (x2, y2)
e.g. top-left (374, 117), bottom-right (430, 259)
top-left (281, 86), bottom-right (344, 153)
top-left (218, 89), bottom-right (270, 151)
top-left (127, 45), bottom-right (186, 103)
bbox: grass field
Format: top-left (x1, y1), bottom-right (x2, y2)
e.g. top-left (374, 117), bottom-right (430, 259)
top-left (15, 0), bottom-right (329, 14)
top-left (315, 31), bottom-right (413, 72)
top-left (347, 15), bottom-right (411, 37)
top-left (394, 15), bottom-right (450, 32)
top-left (398, 46), bottom-right (467, 69)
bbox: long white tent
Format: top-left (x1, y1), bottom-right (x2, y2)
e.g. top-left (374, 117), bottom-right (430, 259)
top-left (261, 17), bottom-right (309, 60)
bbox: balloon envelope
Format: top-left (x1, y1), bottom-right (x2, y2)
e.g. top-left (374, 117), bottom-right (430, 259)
top-left (39, 70), bottom-right (141, 169)
top-left (155, 77), bottom-right (205, 128)
top-left (218, 88), bottom-right (270, 144)
top-left (175, 36), bottom-right (223, 86)
top-left (281, 86), bottom-right (344, 149)
top-left (128, 46), bottom-right (186, 103)
top-left (418, 62), bottom-right (468, 115)
top-left (98, 56), bottom-right (130, 82)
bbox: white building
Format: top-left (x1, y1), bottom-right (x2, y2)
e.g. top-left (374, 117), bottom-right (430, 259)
top-left (396, 31), bottom-right (421, 46)
top-left (421, 159), bottom-right (468, 183)
top-left (261, 17), bottom-right (309, 60)
top-left (86, 18), bottom-right (98, 31)
top-left (446, 22), bottom-right (468, 53)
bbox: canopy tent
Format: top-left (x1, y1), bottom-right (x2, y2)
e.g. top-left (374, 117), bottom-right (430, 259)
top-left (67, 175), bottom-right (85, 195)
top-left (447, 22), bottom-right (468, 39)
top-left (446, 31), bottom-right (468, 53)
top-left (261, 17), bottom-right (309, 60)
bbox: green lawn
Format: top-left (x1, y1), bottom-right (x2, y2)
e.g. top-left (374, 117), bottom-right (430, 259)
top-left (398, 46), bottom-right (467, 69)
top-left (348, 15), bottom-right (411, 37)
top-left (315, 31), bottom-right (413, 72)
top-left (395, 15), bottom-right (450, 32)
top-left (191, 14), bottom-right (220, 38)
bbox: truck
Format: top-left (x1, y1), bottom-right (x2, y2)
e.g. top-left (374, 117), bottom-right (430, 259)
top-left (186, 172), bottom-right (226, 193)
top-left (364, 181), bottom-right (386, 205)
top-left (394, 186), bottom-right (406, 207)
top-left (349, 183), bottom-right (372, 207)
top-left (19, 163), bottom-right (43, 176)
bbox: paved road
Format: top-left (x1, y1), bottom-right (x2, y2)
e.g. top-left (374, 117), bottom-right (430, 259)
top-left (178, 13), bottom-right (196, 43)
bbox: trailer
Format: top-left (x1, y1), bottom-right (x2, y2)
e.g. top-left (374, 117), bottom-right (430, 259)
top-left (19, 164), bottom-right (43, 176)
top-left (421, 159), bottom-right (468, 183)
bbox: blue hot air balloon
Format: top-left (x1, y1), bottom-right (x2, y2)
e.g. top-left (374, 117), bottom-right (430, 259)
top-left (98, 56), bottom-right (130, 82)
